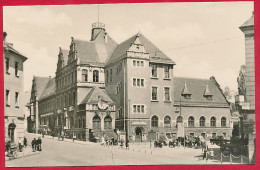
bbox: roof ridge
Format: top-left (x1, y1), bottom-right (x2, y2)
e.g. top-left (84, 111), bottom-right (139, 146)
top-left (174, 76), bottom-right (210, 80)
top-left (74, 38), bottom-right (92, 43)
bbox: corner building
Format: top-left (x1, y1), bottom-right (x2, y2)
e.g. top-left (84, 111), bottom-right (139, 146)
top-left (28, 22), bottom-right (232, 142)
top-left (4, 33), bottom-right (28, 143)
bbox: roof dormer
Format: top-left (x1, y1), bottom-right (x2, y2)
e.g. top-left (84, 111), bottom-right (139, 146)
top-left (181, 81), bottom-right (192, 99)
top-left (203, 83), bottom-right (213, 100)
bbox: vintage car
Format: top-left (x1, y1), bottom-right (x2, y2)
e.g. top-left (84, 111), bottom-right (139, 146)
top-left (154, 140), bottom-right (163, 148)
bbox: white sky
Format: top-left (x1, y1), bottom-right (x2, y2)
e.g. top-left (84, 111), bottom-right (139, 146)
top-left (3, 2), bottom-right (254, 93)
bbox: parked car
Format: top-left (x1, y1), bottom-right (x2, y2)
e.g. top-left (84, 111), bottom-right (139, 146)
top-left (154, 141), bottom-right (163, 148)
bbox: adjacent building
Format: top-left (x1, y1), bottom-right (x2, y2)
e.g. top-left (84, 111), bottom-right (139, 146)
top-left (28, 22), bottom-right (232, 142)
top-left (237, 12), bottom-right (255, 163)
top-left (4, 32), bottom-right (28, 143)
top-left (173, 77), bottom-right (232, 139)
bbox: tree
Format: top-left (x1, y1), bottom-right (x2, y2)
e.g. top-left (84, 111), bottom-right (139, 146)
top-left (223, 86), bottom-right (233, 100)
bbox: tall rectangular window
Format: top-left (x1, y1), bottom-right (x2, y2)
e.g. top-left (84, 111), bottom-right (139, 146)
top-left (133, 105), bottom-right (137, 113)
top-left (141, 105), bottom-right (144, 113)
top-left (5, 58), bottom-right (10, 73)
top-left (141, 79), bottom-right (144, 87)
top-left (140, 61), bottom-right (144, 67)
top-left (15, 62), bottom-right (19, 77)
top-left (137, 105), bottom-right (141, 112)
top-left (152, 87), bottom-right (158, 101)
top-left (15, 92), bottom-right (19, 107)
top-left (110, 69), bottom-right (112, 82)
top-left (137, 79), bottom-right (140, 86)
top-left (133, 78), bottom-right (136, 86)
top-left (151, 64), bottom-right (157, 78)
top-left (137, 61), bottom-right (140, 66)
top-left (164, 65), bottom-right (170, 79)
top-left (6, 90), bottom-right (10, 106)
top-left (133, 60), bottom-right (136, 66)
top-left (164, 87), bottom-right (170, 101)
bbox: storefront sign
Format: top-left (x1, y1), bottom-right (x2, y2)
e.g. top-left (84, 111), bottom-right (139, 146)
top-left (132, 122), bottom-right (147, 125)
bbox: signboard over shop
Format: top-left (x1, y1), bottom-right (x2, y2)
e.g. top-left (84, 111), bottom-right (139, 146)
top-left (132, 122), bottom-right (147, 125)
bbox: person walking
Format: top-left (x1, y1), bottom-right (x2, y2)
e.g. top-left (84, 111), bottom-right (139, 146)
top-left (203, 144), bottom-right (208, 160)
top-left (125, 139), bottom-right (129, 149)
top-left (31, 138), bottom-right (36, 152)
top-left (101, 135), bottom-right (105, 146)
top-left (73, 132), bottom-right (76, 142)
top-left (23, 137), bottom-right (27, 148)
top-left (18, 137), bottom-right (23, 152)
top-left (37, 137), bottom-right (42, 151)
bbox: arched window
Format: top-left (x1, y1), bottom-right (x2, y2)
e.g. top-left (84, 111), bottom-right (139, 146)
top-left (64, 95), bottom-right (67, 107)
top-left (104, 116), bottom-right (112, 129)
top-left (93, 70), bottom-right (99, 82)
top-left (106, 70), bottom-right (109, 83)
top-left (221, 117), bottom-right (226, 127)
top-left (82, 117), bottom-right (86, 128)
top-left (60, 96), bottom-right (63, 108)
top-left (57, 97), bottom-right (59, 108)
top-left (151, 116), bottom-right (158, 127)
top-left (200, 116), bottom-right (206, 127)
top-left (72, 92), bottom-right (76, 105)
top-left (176, 116), bottom-right (183, 123)
top-left (93, 116), bottom-right (101, 130)
top-left (78, 117), bottom-right (82, 128)
top-left (82, 69), bottom-right (88, 82)
top-left (188, 116), bottom-right (194, 127)
top-left (164, 116), bottom-right (171, 127)
top-left (210, 117), bottom-right (216, 127)
top-left (68, 93), bottom-right (71, 105)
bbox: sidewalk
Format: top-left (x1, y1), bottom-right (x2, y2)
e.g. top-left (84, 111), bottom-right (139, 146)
top-left (5, 146), bottom-right (40, 161)
top-left (27, 133), bottom-right (99, 146)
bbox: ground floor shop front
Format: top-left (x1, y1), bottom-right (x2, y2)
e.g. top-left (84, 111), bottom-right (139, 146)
top-left (117, 119), bottom-right (233, 143)
top-left (5, 116), bottom-right (25, 143)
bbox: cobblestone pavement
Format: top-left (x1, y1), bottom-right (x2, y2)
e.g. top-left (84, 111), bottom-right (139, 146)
top-left (5, 133), bottom-right (235, 167)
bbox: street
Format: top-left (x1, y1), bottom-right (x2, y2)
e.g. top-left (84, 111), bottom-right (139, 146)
top-left (6, 133), bottom-right (225, 167)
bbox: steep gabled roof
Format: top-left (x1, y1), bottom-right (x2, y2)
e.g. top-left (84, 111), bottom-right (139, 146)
top-left (81, 86), bottom-right (113, 104)
top-left (107, 33), bottom-right (175, 65)
top-left (33, 76), bottom-right (51, 99)
top-left (174, 77), bottom-right (229, 107)
top-left (240, 12), bottom-right (254, 28)
top-left (73, 31), bottom-right (117, 66)
top-left (40, 77), bottom-right (56, 99)
top-left (60, 48), bottom-right (69, 66)
top-left (4, 43), bottom-right (27, 61)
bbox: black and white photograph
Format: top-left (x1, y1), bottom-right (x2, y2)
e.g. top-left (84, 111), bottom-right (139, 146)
top-left (3, 1), bottom-right (255, 167)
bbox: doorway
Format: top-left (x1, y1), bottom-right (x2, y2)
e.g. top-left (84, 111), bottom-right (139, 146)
top-left (135, 127), bottom-right (143, 142)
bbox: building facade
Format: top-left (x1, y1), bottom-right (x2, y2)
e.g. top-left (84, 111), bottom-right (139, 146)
top-left (28, 23), bottom-right (117, 141)
top-left (4, 32), bottom-right (28, 143)
top-left (173, 77), bottom-right (232, 139)
top-left (28, 22), bottom-right (232, 142)
top-left (237, 12), bottom-right (255, 163)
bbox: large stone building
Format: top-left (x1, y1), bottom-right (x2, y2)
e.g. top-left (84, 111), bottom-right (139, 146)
top-left (173, 77), bottom-right (232, 139)
top-left (237, 12), bottom-right (255, 163)
top-left (28, 22), bottom-right (231, 142)
top-left (4, 32), bottom-right (28, 143)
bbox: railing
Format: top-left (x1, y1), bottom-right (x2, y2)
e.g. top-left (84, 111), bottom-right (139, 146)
top-left (92, 22), bottom-right (105, 29)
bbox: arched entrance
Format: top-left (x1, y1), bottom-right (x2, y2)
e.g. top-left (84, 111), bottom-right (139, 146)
top-left (135, 127), bottom-right (144, 142)
top-left (8, 121), bottom-right (16, 142)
